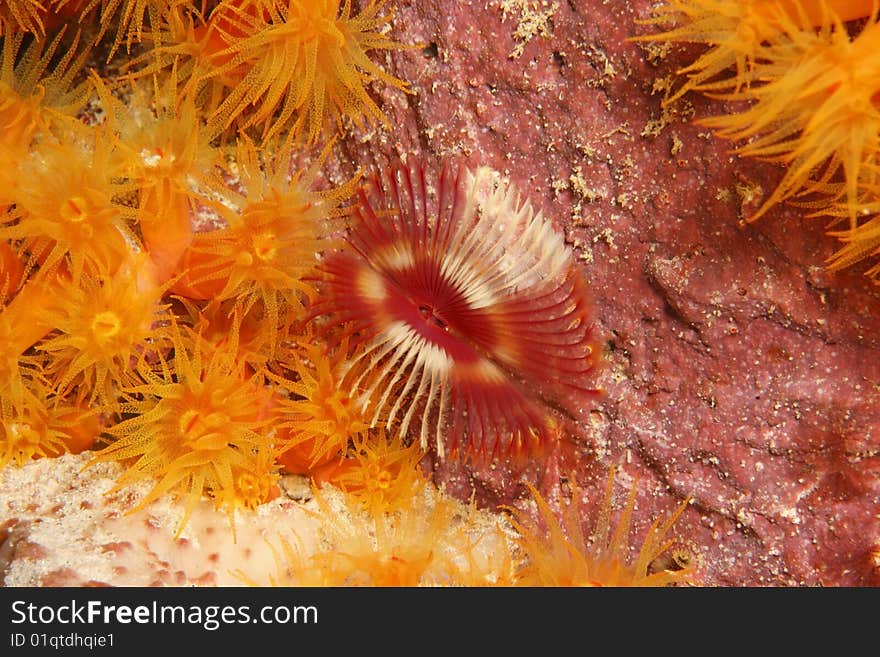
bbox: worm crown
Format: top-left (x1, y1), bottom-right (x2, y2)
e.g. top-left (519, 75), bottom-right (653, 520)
top-left (316, 158), bottom-right (602, 465)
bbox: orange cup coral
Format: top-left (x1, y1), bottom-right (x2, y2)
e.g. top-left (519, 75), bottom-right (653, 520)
top-left (89, 321), bottom-right (279, 535)
top-left (509, 468), bottom-right (696, 587)
top-left (634, 0), bottom-right (880, 280)
top-left (196, 0), bottom-right (412, 143)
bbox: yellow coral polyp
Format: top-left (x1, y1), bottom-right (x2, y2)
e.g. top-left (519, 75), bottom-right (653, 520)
top-left (0, 385), bottom-right (98, 467)
top-left (633, 0), bottom-right (877, 101)
top-left (177, 137), bottom-right (356, 351)
top-left (2, 131), bottom-right (134, 282)
top-left (36, 257), bottom-right (171, 407)
top-left (202, 0), bottom-right (411, 143)
top-left (509, 469), bottom-right (696, 587)
top-left (636, 0), bottom-right (880, 277)
top-left (321, 432), bottom-right (427, 516)
top-left (700, 15), bottom-right (880, 225)
top-left (279, 486), bottom-right (516, 586)
top-left (232, 468), bottom-right (272, 507)
top-left (0, 410), bottom-right (67, 468)
top-left (0, 27), bottom-right (92, 150)
top-left (89, 325), bottom-right (278, 534)
top-left (99, 72), bottom-right (221, 282)
top-left (272, 338), bottom-right (371, 474)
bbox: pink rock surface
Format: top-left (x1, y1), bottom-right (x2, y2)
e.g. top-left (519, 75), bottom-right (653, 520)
top-left (337, 0), bottom-right (880, 586)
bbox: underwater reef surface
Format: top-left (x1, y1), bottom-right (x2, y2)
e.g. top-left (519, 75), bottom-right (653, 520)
top-left (0, 452), bottom-right (514, 586)
top-left (0, 0), bottom-right (878, 587)
top-left (333, 0), bottom-right (879, 586)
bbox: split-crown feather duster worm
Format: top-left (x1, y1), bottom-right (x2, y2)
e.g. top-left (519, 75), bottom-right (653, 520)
top-left (315, 159), bottom-right (602, 465)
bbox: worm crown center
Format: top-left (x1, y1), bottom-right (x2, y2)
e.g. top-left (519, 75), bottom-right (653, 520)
top-left (417, 303), bottom-right (448, 330)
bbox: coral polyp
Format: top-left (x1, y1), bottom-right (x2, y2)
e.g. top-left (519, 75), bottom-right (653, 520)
top-left (89, 323), bottom-right (278, 533)
top-left (0, 26), bottom-right (92, 151)
top-left (317, 430), bottom-right (427, 515)
top-left (316, 159), bottom-right (601, 463)
top-left (101, 73), bottom-right (221, 283)
top-left (697, 12), bottom-right (880, 225)
top-left (173, 137), bottom-right (358, 351)
top-left (2, 129), bottom-right (134, 283)
top-left (200, 0), bottom-right (412, 143)
top-left (35, 255), bottom-right (172, 407)
top-left (271, 337), bottom-right (371, 475)
top-left (509, 469), bottom-right (696, 587)
top-left (0, 383), bottom-right (101, 468)
top-left (293, 485), bottom-right (515, 586)
top-left (635, 0), bottom-right (880, 278)
top-left (632, 0), bottom-right (876, 102)
top-left (1, 389), bottom-right (69, 468)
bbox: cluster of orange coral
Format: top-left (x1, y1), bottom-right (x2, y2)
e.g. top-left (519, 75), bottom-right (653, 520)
top-left (241, 468), bottom-right (695, 587)
top-left (0, 0), bottom-right (412, 520)
top-left (0, 1), bottom-right (694, 586)
top-left (635, 0), bottom-right (880, 282)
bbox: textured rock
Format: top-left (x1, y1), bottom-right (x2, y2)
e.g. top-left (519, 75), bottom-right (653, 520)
top-left (0, 454), bottom-right (322, 586)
